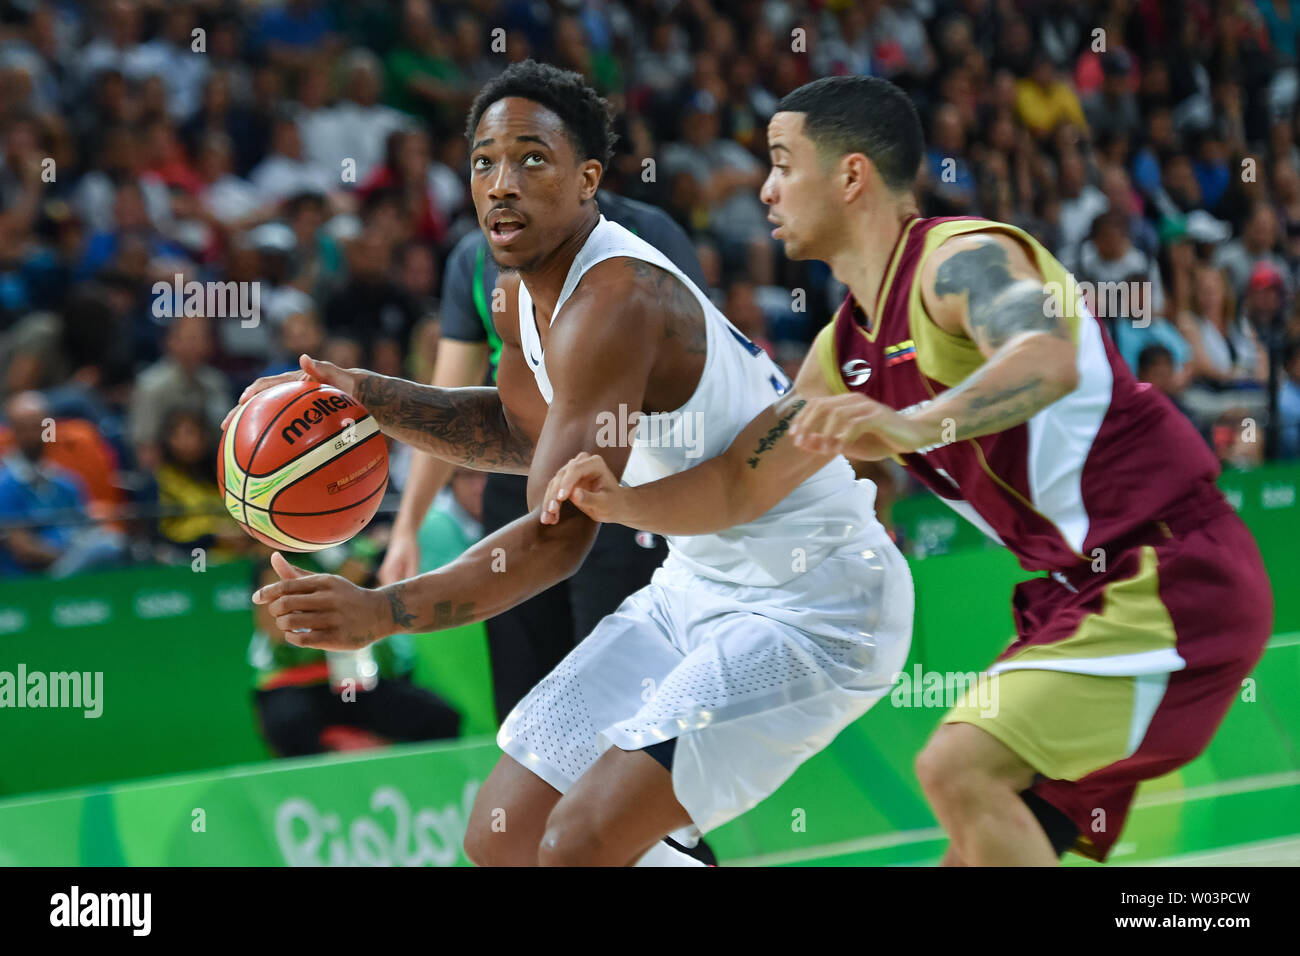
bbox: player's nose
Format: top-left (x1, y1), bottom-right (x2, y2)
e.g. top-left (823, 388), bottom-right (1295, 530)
top-left (486, 163), bottom-right (520, 200)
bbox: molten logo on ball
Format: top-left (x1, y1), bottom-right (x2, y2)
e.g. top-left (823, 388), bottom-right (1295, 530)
top-left (281, 393), bottom-right (361, 446)
top-left (219, 381), bottom-right (389, 552)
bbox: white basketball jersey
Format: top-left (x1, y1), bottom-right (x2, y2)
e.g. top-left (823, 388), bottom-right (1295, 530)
top-left (517, 216), bottom-right (884, 587)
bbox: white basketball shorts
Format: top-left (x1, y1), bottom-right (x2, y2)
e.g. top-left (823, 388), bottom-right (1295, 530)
top-left (497, 526), bottom-right (914, 845)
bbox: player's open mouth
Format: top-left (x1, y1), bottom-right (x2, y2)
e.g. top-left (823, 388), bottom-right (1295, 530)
top-left (488, 211), bottom-right (528, 245)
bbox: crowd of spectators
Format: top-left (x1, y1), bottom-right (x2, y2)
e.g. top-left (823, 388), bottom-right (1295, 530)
top-left (1, 0), bottom-right (1300, 580)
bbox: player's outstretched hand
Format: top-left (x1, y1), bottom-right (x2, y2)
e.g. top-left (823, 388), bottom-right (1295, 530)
top-left (220, 354), bottom-right (364, 431)
top-left (253, 551), bottom-right (392, 650)
top-left (540, 452), bottom-right (624, 525)
top-left (789, 393), bottom-right (930, 460)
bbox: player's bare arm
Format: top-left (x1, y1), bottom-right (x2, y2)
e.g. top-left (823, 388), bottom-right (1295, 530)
top-left (253, 258), bottom-right (677, 649)
top-left (791, 232), bottom-right (1080, 457)
top-left (222, 352), bottom-right (538, 474)
top-left (379, 338), bottom-right (492, 584)
top-left (540, 344), bottom-right (837, 533)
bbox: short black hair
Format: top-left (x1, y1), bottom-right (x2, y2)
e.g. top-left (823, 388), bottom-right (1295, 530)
top-left (465, 59), bottom-right (616, 170)
top-left (1137, 343), bottom-right (1173, 374)
top-left (775, 75), bottom-right (924, 192)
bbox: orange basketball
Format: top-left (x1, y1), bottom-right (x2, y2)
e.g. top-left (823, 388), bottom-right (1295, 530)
top-left (218, 380), bottom-right (389, 552)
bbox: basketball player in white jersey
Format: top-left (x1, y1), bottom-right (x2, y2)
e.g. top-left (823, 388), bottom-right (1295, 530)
top-left (229, 61), bottom-right (913, 866)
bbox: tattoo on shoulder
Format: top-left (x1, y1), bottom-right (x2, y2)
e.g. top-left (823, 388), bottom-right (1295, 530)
top-left (626, 259), bottom-right (707, 355)
top-left (933, 239), bottom-right (1065, 351)
top-left (746, 396), bottom-right (806, 469)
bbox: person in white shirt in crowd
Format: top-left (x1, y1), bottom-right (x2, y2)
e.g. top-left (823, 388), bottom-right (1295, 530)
top-left (1055, 151), bottom-right (1107, 272)
top-left (196, 132), bottom-right (268, 229)
top-left (128, 2), bottom-right (210, 121)
top-left (1213, 201), bottom-right (1293, 297)
top-left (1176, 262), bottom-right (1269, 432)
top-left (323, 50), bottom-right (407, 181)
top-left (249, 110), bottom-right (337, 204)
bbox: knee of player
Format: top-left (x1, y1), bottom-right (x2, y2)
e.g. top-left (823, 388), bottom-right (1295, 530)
top-left (537, 807), bottom-right (612, 867)
top-left (915, 727), bottom-right (995, 803)
top-left (463, 802), bottom-right (522, 867)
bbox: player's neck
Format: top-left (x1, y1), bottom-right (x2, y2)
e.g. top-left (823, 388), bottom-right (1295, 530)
top-left (828, 199), bottom-right (916, 319)
top-left (518, 207), bottom-right (602, 324)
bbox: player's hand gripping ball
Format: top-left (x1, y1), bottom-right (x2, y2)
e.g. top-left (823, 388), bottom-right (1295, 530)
top-left (219, 376), bottom-right (388, 551)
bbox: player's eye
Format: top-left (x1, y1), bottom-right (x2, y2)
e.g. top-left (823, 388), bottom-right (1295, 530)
top-left (472, 155), bottom-right (491, 170)
top-left (523, 152), bottom-right (546, 167)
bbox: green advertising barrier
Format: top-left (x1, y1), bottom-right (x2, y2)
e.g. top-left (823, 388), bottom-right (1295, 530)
top-left (0, 624), bottom-right (1293, 866)
top-left (0, 560), bottom-right (496, 796)
top-left (0, 463), bottom-right (1296, 863)
top-left (893, 461), bottom-right (1300, 634)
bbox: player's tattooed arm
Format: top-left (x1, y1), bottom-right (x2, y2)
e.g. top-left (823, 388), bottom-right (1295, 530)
top-left (354, 376), bottom-right (535, 473)
top-left (745, 393), bottom-right (807, 469)
top-left (541, 355), bottom-right (837, 534)
top-left (932, 238), bottom-right (1067, 350)
top-left (912, 233), bottom-right (1080, 442)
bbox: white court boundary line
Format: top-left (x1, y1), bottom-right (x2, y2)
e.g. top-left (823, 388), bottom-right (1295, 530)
top-left (730, 767), bottom-right (1300, 867)
top-left (726, 633), bottom-right (1300, 868)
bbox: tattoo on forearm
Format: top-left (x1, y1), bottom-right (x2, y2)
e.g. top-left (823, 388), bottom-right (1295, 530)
top-left (356, 375), bottom-right (533, 471)
top-left (431, 600), bottom-right (476, 629)
top-left (746, 397), bottom-right (806, 469)
top-left (933, 239), bottom-right (1065, 351)
top-left (941, 373), bottom-right (1056, 439)
top-left (967, 378), bottom-right (1043, 412)
top-left (386, 584), bottom-right (417, 630)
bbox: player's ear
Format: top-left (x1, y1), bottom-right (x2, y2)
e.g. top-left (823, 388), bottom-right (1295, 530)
top-left (841, 153), bottom-right (870, 204)
top-left (579, 159), bottom-right (602, 200)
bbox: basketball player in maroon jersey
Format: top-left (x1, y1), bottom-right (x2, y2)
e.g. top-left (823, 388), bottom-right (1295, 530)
top-left (539, 75), bottom-right (1274, 865)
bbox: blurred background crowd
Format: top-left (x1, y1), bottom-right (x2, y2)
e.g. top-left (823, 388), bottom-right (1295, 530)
top-left (1, 0), bottom-right (1299, 587)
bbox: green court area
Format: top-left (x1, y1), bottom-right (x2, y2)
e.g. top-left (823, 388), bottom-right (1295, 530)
top-left (727, 633), bottom-right (1300, 868)
top-left (0, 464), bottom-right (1295, 865)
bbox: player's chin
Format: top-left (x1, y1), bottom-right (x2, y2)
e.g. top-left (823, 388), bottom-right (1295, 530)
top-left (778, 234), bottom-right (808, 260)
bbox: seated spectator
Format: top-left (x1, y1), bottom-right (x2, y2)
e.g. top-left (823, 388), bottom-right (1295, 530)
top-left (1076, 211), bottom-right (1172, 365)
top-left (75, 180), bottom-right (191, 281)
top-left (324, 228), bottom-right (419, 376)
top-left (1177, 264), bottom-right (1268, 432)
top-left (196, 132), bottom-right (268, 229)
top-left (0, 391), bottom-right (126, 578)
top-left (248, 553), bottom-right (460, 758)
top-left (923, 104), bottom-right (976, 215)
top-left (415, 466), bottom-right (486, 573)
top-left (358, 129), bottom-right (448, 246)
top-left (152, 405), bottom-right (249, 561)
top-left (1241, 261), bottom-right (1288, 340)
top-left (282, 191), bottom-right (344, 300)
top-left (661, 91), bottom-right (772, 283)
top-left (309, 50), bottom-right (407, 181)
top-left (1136, 343), bottom-right (1196, 423)
top-left (127, 314), bottom-right (232, 471)
top-left (1015, 52), bottom-right (1087, 140)
top-left (261, 308), bottom-right (326, 380)
top-left (393, 239), bottom-right (439, 319)
top-left (1280, 339), bottom-right (1300, 459)
top-left (70, 125), bottom-right (173, 237)
top-left (1083, 51), bottom-right (1141, 144)
top-left (1055, 151), bottom-right (1107, 271)
top-left (1213, 202), bottom-right (1292, 297)
top-left (248, 111), bottom-right (336, 204)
